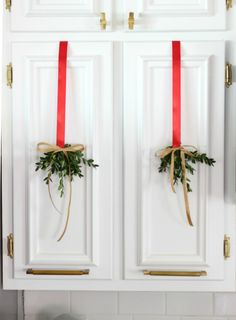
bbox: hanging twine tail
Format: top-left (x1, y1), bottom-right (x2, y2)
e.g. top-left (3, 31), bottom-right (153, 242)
top-left (37, 142), bottom-right (85, 241)
top-left (57, 163), bottom-right (72, 242)
top-left (159, 146), bottom-right (195, 227)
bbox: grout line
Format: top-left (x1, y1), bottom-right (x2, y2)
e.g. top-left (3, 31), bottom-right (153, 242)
top-left (212, 292), bottom-right (215, 316)
top-left (69, 291), bottom-right (72, 313)
top-left (117, 291), bottom-right (120, 315)
top-left (165, 292), bottom-right (168, 315)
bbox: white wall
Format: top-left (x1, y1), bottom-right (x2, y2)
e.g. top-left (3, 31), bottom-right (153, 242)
top-left (23, 291), bottom-right (236, 320)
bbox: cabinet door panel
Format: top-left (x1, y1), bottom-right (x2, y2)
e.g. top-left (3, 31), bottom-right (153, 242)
top-left (125, 0), bottom-right (225, 31)
top-left (11, 42), bottom-right (113, 280)
top-left (11, 0), bottom-right (112, 31)
top-left (124, 41), bottom-right (225, 280)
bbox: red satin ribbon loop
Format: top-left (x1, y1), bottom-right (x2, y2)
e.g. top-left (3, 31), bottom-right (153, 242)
top-left (172, 41), bottom-right (181, 148)
top-left (56, 41), bottom-right (68, 148)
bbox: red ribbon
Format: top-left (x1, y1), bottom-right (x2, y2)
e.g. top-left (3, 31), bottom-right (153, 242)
top-left (172, 41), bottom-right (181, 148)
top-left (56, 41), bottom-right (68, 148)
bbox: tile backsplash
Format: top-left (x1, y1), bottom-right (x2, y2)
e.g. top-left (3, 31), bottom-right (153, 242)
top-left (23, 291), bottom-right (236, 320)
top-left (0, 289), bottom-right (17, 320)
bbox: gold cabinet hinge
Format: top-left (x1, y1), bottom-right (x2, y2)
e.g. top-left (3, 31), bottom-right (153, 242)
top-left (226, 0), bottom-right (233, 10)
top-left (5, 0), bottom-right (11, 11)
top-left (7, 63), bottom-right (13, 88)
top-left (225, 63), bottom-right (232, 88)
top-left (7, 233), bottom-right (14, 259)
top-left (224, 235), bottom-right (230, 259)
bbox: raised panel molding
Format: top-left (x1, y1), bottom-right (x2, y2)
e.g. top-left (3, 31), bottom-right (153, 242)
top-left (11, 0), bottom-right (111, 31)
top-left (10, 42), bottom-right (113, 280)
top-left (124, 41), bottom-right (225, 281)
top-left (125, 0), bottom-right (225, 31)
top-left (141, 0), bottom-right (210, 16)
top-left (27, 0), bottom-right (95, 16)
top-left (138, 57), bottom-right (209, 267)
top-left (27, 58), bottom-right (98, 266)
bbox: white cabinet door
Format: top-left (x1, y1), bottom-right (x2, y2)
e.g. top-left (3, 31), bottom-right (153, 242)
top-left (124, 0), bottom-right (225, 31)
top-left (124, 41), bottom-right (226, 281)
top-left (4, 42), bottom-right (113, 283)
top-left (11, 0), bottom-right (112, 31)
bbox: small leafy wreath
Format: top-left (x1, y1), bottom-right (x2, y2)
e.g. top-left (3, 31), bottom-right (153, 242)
top-left (36, 142), bottom-right (98, 241)
top-left (157, 145), bottom-right (215, 226)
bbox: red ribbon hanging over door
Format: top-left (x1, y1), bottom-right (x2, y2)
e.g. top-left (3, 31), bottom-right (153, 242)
top-left (56, 41), bottom-right (68, 147)
top-left (172, 41), bottom-right (181, 148)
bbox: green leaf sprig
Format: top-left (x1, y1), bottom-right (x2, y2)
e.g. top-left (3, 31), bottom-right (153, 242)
top-left (35, 144), bottom-right (98, 197)
top-left (158, 147), bottom-right (215, 192)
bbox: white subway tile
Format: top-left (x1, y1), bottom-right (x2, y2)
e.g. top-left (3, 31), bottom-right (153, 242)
top-left (167, 293), bottom-right (213, 315)
top-left (0, 290), bottom-right (17, 315)
top-left (71, 292), bottom-right (118, 314)
top-left (87, 316), bottom-right (132, 320)
top-left (24, 291), bottom-right (70, 317)
top-left (215, 294), bottom-right (236, 315)
top-left (0, 315), bottom-right (17, 320)
top-left (182, 317), bottom-right (226, 320)
top-left (134, 316), bottom-right (180, 320)
top-left (119, 292), bottom-right (165, 315)
top-left (24, 316), bottom-right (50, 320)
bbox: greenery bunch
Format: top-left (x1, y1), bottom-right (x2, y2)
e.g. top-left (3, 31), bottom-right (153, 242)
top-left (158, 148), bottom-right (215, 192)
top-left (36, 144), bottom-right (98, 197)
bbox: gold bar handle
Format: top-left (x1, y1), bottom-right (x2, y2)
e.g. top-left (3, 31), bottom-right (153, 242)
top-left (26, 269), bottom-right (90, 276)
top-left (7, 233), bottom-right (14, 258)
top-left (226, 0), bottom-right (233, 10)
top-left (128, 12), bottom-right (135, 30)
top-left (225, 63), bottom-right (232, 88)
top-left (143, 270), bottom-right (207, 277)
top-left (100, 12), bottom-right (107, 30)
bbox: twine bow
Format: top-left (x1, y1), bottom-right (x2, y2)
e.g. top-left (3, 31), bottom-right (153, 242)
top-left (158, 145), bottom-right (197, 227)
top-left (37, 142), bottom-right (85, 241)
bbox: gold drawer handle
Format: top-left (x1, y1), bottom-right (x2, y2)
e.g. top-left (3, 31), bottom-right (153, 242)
top-left (128, 12), bottom-right (135, 30)
top-left (26, 269), bottom-right (90, 276)
top-left (143, 270), bottom-right (207, 277)
top-left (100, 12), bottom-right (107, 30)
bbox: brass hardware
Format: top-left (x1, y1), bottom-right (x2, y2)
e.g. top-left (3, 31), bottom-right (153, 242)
top-left (143, 270), bottom-right (207, 277)
top-left (26, 269), bottom-right (90, 276)
top-left (128, 12), bottom-right (135, 30)
top-left (7, 63), bottom-right (13, 88)
top-left (100, 12), bottom-right (107, 30)
top-left (225, 63), bottom-right (233, 88)
top-left (7, 233), bottom-right (14, 259)
top-left (226, 0), bottom-right (233, 10)
top-left (5, 0), bottom-right (11, 11)
top-left (224, 235), bottom-right (231, 259)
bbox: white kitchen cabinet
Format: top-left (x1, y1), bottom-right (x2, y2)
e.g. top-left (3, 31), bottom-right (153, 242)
top-left (2, 0), bottom-right (235, 291)
top-left (10, 0), bottom-right (112, 31)
top-left (125, 0), bottom-right (226, 31)
top-left (124, 41), bottom-right (227, 282)
top-left (3, 41), bottom-right (113, 284)
top-left (9, 0), bottom-right (225, 32)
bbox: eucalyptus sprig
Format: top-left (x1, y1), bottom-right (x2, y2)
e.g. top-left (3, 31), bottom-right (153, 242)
top-left (35, 144), bottom-right (98, 197)
top-left (158, 147), bottom-right (215, 193)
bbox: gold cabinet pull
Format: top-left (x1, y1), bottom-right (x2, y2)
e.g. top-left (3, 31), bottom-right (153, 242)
top-left (5, 0), bottom-right (11, 11)
top-left (225, 63), bottom-right (232, 88)
top-left (7, 233), bottom-right (14, 258)
top-left (26, 269), bottom-right (90, 276)
top-left (143, 270), bottom-right (207, 277)
top-left (7, 63), bottom-right (13, 88)
top-left (128, 12), bottom-right (135, 30)
top-left (226, 0), bottom-right (233, 10)
top-left (100, 12), bottom-right (107, 30)
top-left (224, 235), bottom-right (231, 259)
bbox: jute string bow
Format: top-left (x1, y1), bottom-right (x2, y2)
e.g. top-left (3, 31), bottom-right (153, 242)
top-left (158, 145), bottom-right (197, 226)
top-left (37, 142), bottom-right (85, 241)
